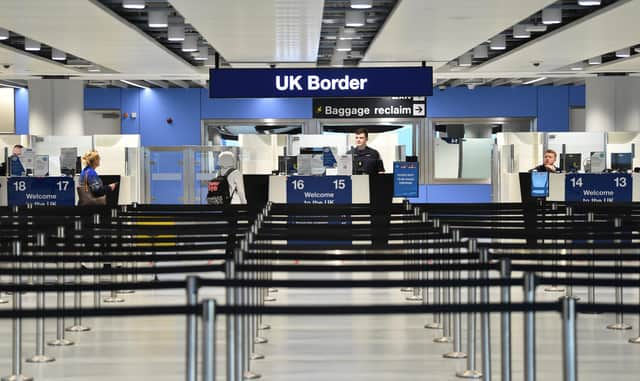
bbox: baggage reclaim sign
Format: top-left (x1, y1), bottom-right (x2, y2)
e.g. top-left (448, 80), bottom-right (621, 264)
top-left (209, 67), bottom-right (433, 98)
top-left (313, 97), bottom-right (426, 118)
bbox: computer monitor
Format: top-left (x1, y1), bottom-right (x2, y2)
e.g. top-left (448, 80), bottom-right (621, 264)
top-left (300, 147), bottom-right (336, 168)
top-left (560, 153), bottom-right (581, 172)
top-left (589, 151), bottom-right (606, 173)
top-left (530, 171), bottom-right (549, 198)
top-left (611, 152), bottom-right (633, 172)
top-left (277, 155), bottom-right (297, 175)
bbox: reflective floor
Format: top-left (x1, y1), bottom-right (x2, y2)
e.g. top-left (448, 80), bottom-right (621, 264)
top-left (1, 270), bottom-right (639, 381)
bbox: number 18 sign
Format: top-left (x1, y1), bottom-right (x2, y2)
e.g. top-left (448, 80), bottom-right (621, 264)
top-left (7, 177), bottom-right (75, 207)
top-left (286, 176), bottom-right (352, 204)
top-left (565, 173), bottom-right (632, 203)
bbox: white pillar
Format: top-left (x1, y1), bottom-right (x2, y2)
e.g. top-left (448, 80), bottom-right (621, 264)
top-left (586, 77), bottom-right (640, 132)
top-left (28, 79), bottom-right (84, 136)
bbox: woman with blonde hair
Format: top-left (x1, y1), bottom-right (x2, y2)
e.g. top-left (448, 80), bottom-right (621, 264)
top-left (78, 151), bottom-right (117, 205)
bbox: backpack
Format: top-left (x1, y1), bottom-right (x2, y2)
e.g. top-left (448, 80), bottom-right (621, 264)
top-left (206, 169), bottom-right (235, 205)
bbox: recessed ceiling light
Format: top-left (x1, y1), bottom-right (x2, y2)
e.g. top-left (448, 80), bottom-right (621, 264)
top-left (635, 47), bottom-right (640, 54)
top-left (322, 18), bottom-right (337, 24)
top-left (526, 24), bottom-right (548, 32)
top-left (194, 46), bottom-right (209, 60)
top-left (0, 28), bottom-right (9, 40)
top-left (473, 45), bottom-right (488, 59)
top-left (51, 48), bottom-right (66, 61)
top-left (336, 40), bottom-right (352, 52)
top-left (345, 11), bottom-right (365, 27)
top-left (168, 24), bottom-right (185, 41)
top-left (513, 24), bottom-right (531, 39)
top-left (182, 35), bottom-right (198, 52)
top-left (490, 35), bottom-right (506, 50)
top-left (121, 80), bottom-right (149, 89)
top-left (350, 0), bottom-right (373, 9)
top-left (123, 0), bottom-right (145, 9)
top-left (570, 65), bottom-right (583, 71)
top-left (24, 38), bottom-right (40, 51)
top-left (578, 0), bottom-right (601, 6)
top-left (542, 8), bottom-right (562, 24)
top-left (616, 48), bottom-right (631, 58)
top-left (523, 77), bottom-right (547, 85)
top-left (458, 53), bottom-right (472, 67)
top-left (588, 56), bottom-right (602, 65)
top-left (148, 9), bottom-right (169, 28)
top-left (88, 67), bottom-right (101, 72)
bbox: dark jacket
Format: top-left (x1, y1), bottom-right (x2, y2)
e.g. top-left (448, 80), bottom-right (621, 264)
top-left (532, 164), bottom-right (560, 173)
top-left (349, 146), bottom-right (385, 175)
top-left (9, 155), bottom-right (24, 176)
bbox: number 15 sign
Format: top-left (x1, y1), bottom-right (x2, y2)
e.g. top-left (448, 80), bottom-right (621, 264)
top-left (286, 176), bottom-right (352, 204)
top-left (565, 173), bottom-right (632, 203)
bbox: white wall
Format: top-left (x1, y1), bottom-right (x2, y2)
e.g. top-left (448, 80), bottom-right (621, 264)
top-left (586, 77), bottom-right (640, 132)
top-left (83, 110), bottom-right (121, 135)
top-left (570, 108), bottom-right (585, 132)
top-left (28, 79), bottom-right (84, 136)
top-left (0, 88), bottom-right (15, 133)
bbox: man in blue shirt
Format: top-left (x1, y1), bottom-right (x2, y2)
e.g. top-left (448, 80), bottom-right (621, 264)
top-left (9, 144), bottom-right (25, 176)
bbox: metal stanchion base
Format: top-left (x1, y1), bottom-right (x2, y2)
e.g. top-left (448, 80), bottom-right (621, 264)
top-left (607, 323), bottom-right (632, 330)
top-left (628, 336), bottom-right (640, 344)
top-left (443, 351), bottom-right (467, 359)
top-left (258, 324), bottom-right (271, 330)
top-left (47, 338), bottom-right (74, 346)
top-left (264, 296), bottom-right (276, 302)
top-left (405, 295), bottom-right (422, 301)
top-left (456, 370), bottom-right (482, 379)
top-left (244, 371), bottom-right (261, 379)
top-left (424, 322), bottom-right (443, 329)
top-left (251, 353), bottom-right (265, 360)
top-left (66, 325), bottom-right (91, 332)
top-left (254, 336), bottom-right (268, 344)
top-left (25, 355), bottom-right (55, 363)
top-left (1, 374), bottom-right (34, 381)
top-left (117, 290), bottom-right (135, 294)
top-left (0, 298), bottom-right (9, 304)
top-left (400, 287), bottom-right (413, 292)
top-left (103, 296), bottom-right (125, 303)
top-left (268, 288), bottom-right (278, 293)
top-left (433, 336), bottom-right (452, 343)
top-left (544, 286), bottom-right (565, 292)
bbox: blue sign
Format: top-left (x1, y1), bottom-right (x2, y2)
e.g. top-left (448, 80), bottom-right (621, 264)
top-left (287, 176), bottom-right (352, 205)
top-left (565, 173), bottom-right (632, 203)
top-left (209, 67), bottom-right (433, 98)
top-left (531, 172), bottom-right (549, 198)
top-left (393, 162), bottom-right (419, 198)
top-left (7, 177), bottom-right (75, 207)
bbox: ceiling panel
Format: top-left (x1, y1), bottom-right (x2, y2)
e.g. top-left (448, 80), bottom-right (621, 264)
top-left (0, 44), bottom-right (80, 77)
top-left (474, 0), bottom-right (640, 74)
top-left (362, 0), bottom-right (555, 67)
top-left (171, 0), bottom-right (324, 64)
top-left (589, 54), bottom-right (640, 73)
top-left (0, 0), bottom-right (198, 75)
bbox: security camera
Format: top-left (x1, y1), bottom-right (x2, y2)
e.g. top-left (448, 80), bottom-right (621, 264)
top-left (531, 61), bottom-right (542, 68)
top-left (2, 64), bottom-right (11, 69)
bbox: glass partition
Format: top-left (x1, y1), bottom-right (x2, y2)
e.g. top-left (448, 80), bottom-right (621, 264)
top-left (546, 132), bottom-right (605, 172)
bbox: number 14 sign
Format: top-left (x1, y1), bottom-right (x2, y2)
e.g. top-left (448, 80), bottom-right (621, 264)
top-left (565, 173), bottom-right (632, 203)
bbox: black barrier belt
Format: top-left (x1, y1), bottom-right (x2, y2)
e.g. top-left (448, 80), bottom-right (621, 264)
top-left (0, 253), bottom-right (228, 263)
top-left (484, 242), bottom-right (640, 250)
top-left (247, 242), bottom-right (469, 250)
top-left (0, 263), bottom-right (225, 276)
top-left (0, 236), bottom-right (241, 246)
top-left (0, 244), bottom-right (231, 253)
top-left (235, 263), bottom-right (497, 272)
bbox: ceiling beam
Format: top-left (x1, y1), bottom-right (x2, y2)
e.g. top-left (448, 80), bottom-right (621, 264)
top-left (168, 80), bottom-right (190, 88)
top-left (145, 80), bottom-right (169, 88)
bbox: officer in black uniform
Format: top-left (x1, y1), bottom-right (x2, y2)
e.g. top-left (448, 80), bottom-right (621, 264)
top-left (531, 149), bottom-right (560, 173)
top-left (9, 144), bottom-right (25, 176)
top-left (348, 128), bottom-right (385, 175)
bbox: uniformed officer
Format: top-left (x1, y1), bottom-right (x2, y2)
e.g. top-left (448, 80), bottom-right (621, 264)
top-left (348, 128), bottom-right (385, 175)
top-left (9, 144), bottom-right (25, 176)
top-left (531, 149), bottom-right (560, 173)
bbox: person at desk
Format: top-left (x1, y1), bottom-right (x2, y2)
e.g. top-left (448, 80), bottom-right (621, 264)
top-left (531, 149), bottom-right (560, 173)
top-left (9, 144), bottom-right (25, 176)
top-left (348, 128), bottom-right (385, 175)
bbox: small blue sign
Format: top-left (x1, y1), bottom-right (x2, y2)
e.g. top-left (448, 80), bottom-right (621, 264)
top-left (7, 177), bottom-right (75, 207)
top-left (210, 67), bottom-right (433, 98)
top-left (287, 176), bottom-right (352, 205)
top-left (393, 162), bottom-right (419, 198)
top-left (565, 173), bottom-right (632, 203)
top-left (531, 172), bottom-right (549, 198)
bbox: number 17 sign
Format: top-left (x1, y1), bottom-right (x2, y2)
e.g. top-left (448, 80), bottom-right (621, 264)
top-left (7, 177), bottom-right (75, 206)
top-left (565, 173), bottom-right (632, 203)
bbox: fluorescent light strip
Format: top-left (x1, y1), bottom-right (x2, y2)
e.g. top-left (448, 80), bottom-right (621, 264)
top-left (120, 80), bottom-right (149, 89)
top-left (523, 77), bottom-right (547, 85)
top-left (0, 83), bottom-right (22, 89)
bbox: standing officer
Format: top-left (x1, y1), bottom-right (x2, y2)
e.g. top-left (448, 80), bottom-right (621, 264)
top-left (9, 144), bottom-right (25, 176)
top-left (349, 128), bottom-right (385, 175)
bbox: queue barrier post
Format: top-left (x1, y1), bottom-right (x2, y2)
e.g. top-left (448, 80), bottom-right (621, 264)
top-left (26, 232), bottom-right (55, 364)
top-left (479, 249), bottom-right (492, 381)
top-left (444, 228), bottom-right (466, 359)
top-left (456, 240), bottom-right (481, 379)
top-left (66, 218), bottom-right (91, 332)
top-left (226, 258), bottom-right (238, 381)
top-left (500, 258), bottom-right (512, 381)
top-left (48, 226), bottom-right (74, 346)
top-left (186, 276), bottom-right (199, 381)
top-left (607, 217), bottom-right (632, 330)
top-left (561, 296), bottom-right (578, 381)
top-left (202, 299), bottom-right (217, 381)
top-left (524, 272), bottom-right (536, 381)
top-left (1, 241), bottom-right (33, 381)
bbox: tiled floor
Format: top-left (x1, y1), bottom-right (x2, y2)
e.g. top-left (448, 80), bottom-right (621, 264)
top-left (1, 270), bottom-right (639, 381)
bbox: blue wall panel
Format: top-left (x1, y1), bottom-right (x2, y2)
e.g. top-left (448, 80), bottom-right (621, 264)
top-left (200, 90), bottom-right (312, 119)
top-left (537, 86), bottom-right (569, 132)
top-left (139, 89), bottom-right (201, 146)
top-left (569, 85), bottom-right (586, 108)
top-left (84, 88), bottom-right (121, 110)
top-left (121, 88), bottom-right (140, 135)
top-left (428, 86), bottom-right (538, 118)
top-left (424, 184), bottom-right (492, 203)
top-left (14, 88), bottom-right (29, 135)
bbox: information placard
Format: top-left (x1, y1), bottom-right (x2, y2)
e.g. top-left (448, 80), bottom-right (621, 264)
top-left (286, 176), bottom-right (352, 204)
top-left (7, 177), bottom-right (75, 206)
top-left (565, 173), bottom-right (631, 203)
top-left (210, 67), bottom-right (433, 98)
top-left (393, 162), bottom-right (419, 198)
top-left (313, 97), bottom-right (426, 118)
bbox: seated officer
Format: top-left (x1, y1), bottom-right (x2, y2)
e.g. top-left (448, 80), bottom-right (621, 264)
top-left (9, 144), bottom-right (25, 176)
top-left (348, 128), bottom-right (385, 175)
top-left (531, 149), bottom-right (560, 173)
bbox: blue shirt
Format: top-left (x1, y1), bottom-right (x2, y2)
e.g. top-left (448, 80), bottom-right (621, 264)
top-left (9, 155), bottom-right (24, 177)
top-left (79, 166), bottom-right (106, 196)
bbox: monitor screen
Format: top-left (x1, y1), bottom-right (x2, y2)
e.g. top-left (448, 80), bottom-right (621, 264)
top-left (530, 171), bottom-right (549, 198)
top-left (611, 152), bottom-right (633, 172)
top-left (560, 153), bottom-right (581, 172)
